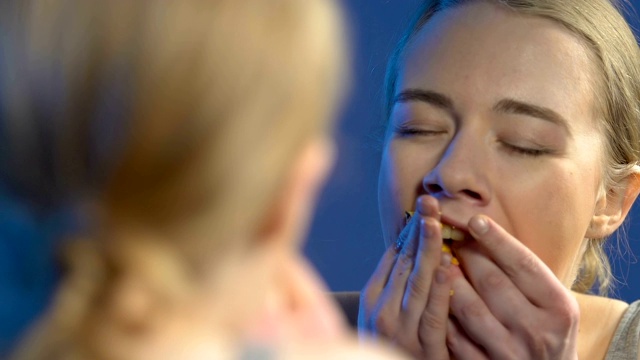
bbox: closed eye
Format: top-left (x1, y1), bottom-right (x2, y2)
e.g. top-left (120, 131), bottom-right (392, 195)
top-left (500, 142), bottom-right (553, 157)
top-left (393, 125), bottom-right (447, 137)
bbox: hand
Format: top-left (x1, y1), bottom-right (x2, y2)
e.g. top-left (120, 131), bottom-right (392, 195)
top-left (358, 195), bottom-right (453, 359)
top-left (446, 215), bottom-right (580, 360)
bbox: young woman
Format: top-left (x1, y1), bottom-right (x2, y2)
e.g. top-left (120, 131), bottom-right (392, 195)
top-left (0, 0), bottom-right (404, 358)
top-left (358, 0), bottom-right (640, 358)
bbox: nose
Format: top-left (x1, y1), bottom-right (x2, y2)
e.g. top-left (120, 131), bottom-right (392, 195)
top-left (422, 133), bottom-right (490, 205)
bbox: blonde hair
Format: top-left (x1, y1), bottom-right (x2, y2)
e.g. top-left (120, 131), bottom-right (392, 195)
top-left (383, 0), bottom-right (640, 295)
top-left (1, 0), bottom-right (346, 358)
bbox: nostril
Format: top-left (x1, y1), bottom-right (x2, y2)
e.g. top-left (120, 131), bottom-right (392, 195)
top-left (463, 189), bottom-right (482, 200)
top-left (425, 183), bottom-right (443, 194)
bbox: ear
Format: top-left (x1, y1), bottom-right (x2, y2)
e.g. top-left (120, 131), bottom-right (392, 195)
top-left (257, 137), bottom-right (335, 248)
top-left (587, 170), bottom-right (640, 238)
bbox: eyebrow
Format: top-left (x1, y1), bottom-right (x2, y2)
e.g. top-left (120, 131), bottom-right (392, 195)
top-left (394, 89), bottom-right (455, 113)
top-left (493, 99), bottom-right (569, 131)
top-left (395, 89), bottom-right (569, 131)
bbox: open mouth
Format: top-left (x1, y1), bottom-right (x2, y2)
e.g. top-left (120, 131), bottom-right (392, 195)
top-left (442, 223), bottom-right (465, 241)
top-left (441, 223), bottom-right (463, 265)
top-left (406, 211), bottom-right (465, 265)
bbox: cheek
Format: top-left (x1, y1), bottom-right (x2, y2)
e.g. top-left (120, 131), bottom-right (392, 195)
top-left (378, 142), bottom-right (432, 244)
top-left (500, 166), bottom-right (598, 283)
top-left (378, 146), bottom-right (404, 246)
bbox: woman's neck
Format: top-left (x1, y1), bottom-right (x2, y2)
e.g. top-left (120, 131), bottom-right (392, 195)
top-left (573, 292), bottom-right (628, 360)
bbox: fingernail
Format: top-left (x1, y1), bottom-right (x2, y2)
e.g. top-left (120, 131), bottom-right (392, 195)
top-left (416, 196), bottom-right (427, 215)
top-left (421, 217), bottom-right (430, 235)
top-left (441, 252), bottom-right (452, 268)
top-left (470, 216), bottom-right (489, 235)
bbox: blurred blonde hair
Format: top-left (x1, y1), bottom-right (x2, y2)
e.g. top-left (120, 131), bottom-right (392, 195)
top-left (1, 0), bottom-right (347, 358)
top-left (383, 0), bottom-right (640, 295)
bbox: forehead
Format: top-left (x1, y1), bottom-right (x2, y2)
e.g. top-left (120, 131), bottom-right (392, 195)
top-left (397, 1), bottom-right (600, 132)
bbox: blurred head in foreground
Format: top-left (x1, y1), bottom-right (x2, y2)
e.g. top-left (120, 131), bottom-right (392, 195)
top-left (0, 1), bottom-right (398, 358)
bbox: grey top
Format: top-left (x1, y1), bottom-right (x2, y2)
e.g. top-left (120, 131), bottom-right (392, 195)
top-left (605, 300), bottom-right (640, 360)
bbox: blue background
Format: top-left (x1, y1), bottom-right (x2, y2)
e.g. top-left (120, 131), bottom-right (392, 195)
top-left (305, 0), bottom-right (640, 302)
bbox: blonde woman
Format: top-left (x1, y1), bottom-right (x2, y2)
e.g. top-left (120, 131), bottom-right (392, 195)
top-left (0, 0), bottom-right (404, 359)
top-left (355, 0), bottom-right (640, 359)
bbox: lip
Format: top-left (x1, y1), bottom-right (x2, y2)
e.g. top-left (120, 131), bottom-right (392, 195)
top-left (401, 210), bottom-right (475, 242)
top-left (439, 214), bottom-right (469, 233)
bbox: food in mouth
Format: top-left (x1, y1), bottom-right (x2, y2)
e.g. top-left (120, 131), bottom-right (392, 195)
top-left (405, 211), bottom-right (461, 265)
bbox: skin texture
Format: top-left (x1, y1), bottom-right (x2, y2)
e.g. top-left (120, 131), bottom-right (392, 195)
top-left (360, 2), bottom-right (640, 359)
top-left (380, 1), bottom-right (604, 285)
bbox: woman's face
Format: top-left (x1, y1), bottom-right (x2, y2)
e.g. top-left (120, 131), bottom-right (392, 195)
top-left (378, 1), bottom-right (607, 286)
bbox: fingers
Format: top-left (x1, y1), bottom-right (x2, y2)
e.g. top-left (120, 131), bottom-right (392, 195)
top-left (451, 216), bottom-right (580, 359)
top-left (467, 215), bottom-right (569, 308)
top-left (454, 242), bottom-right (530, 326)
top-left (361, 206), bottom-right (422, 308)
top-left (374, 195), bottom-right (441, 319)
top-left (417, 262), bottom-right (453, 359)
top-left (359, 194), bottom-right (449, 358)
top-left (361, 240), bottom-right (405, 305)
top-left (374, 213), bottom-right (422, 321)
top-left (448, 266), bottom-right (511, 357)
top-left (446, 317), bottom-right (488, 360)
top-left (359, 197), bottom-right (425, 334)
top-left (400, 216), bottom-right (443, 328)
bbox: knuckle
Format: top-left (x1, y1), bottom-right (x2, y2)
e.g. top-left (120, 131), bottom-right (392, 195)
top-left (541, 290), bottom-right (579, 328)
top-left (397, 253), bottom-right (414, 270)
top-left (397, 229), bottom-right (410, 245)
top-left (406, 273), bottom-right (429, 299)
top-left (513, 252), bottom-right (539, 275)
top-left (446, 333), bottom-right (460, 355)
top-left (445, 329), bottom-right (468, 359)
top-left (525, 332), bottom-right (546, 357)
top-left (420, 309), bottom-right (447, 332)
top-left (480, 270), bottom-right (509, 291)
top-left (373, 310), bottom-right (397, 336)
top-left (520, 308), bottom-right (578, 357)
top-left (553, 298), bottom-right (580, 328)
top-left (459, 299), bottom-right (487, 320)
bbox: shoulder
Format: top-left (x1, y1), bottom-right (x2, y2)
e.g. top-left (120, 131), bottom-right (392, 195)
top-left (602, 298), bottom-right (640, 360)
top-left (627, 299), bottom-right (640, 317)
top-left (574, 293), bottom-right (629, 359)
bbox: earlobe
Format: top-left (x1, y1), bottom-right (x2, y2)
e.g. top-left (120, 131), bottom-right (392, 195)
top-left (587, 171), bottom-right (640, 238)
